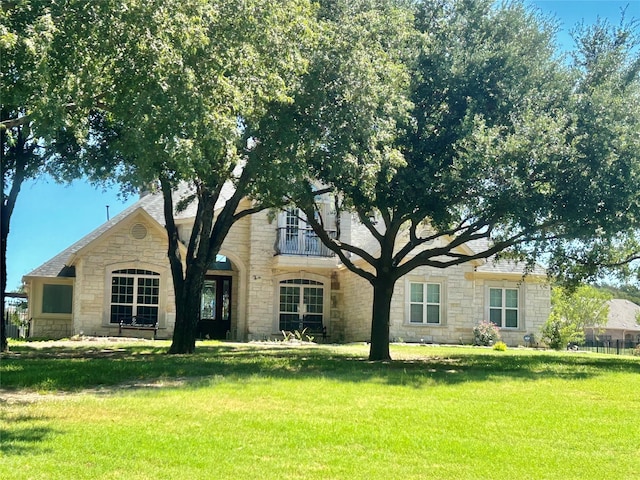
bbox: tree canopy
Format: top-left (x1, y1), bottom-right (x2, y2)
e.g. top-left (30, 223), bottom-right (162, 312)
top-left (79, 0), bottom-right (317, 353)
top-left (251, 0), bottom-right (640, 360)
top-left (541, 285), bottom-right (612, 349)
top-left (1, 0), bottom-right (108, 351)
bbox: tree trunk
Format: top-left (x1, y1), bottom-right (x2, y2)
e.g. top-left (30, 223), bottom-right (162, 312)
top-left (162, 178), bottom-right (244, 355)
top-left (1, 221), bottom-right (8, 352)
top-left (1, 147), bottom-right (28, 353)
top-left (168, 276), bottom-right (204, 354)
top-left (368, 275), bottom-right (396, 361)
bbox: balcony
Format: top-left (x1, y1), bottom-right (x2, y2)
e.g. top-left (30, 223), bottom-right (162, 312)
top-left (275, 227), bottom-right (336, 258)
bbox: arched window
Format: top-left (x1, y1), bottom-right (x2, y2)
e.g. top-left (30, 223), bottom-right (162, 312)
top-left (110, 269), bottom-right (160, 324)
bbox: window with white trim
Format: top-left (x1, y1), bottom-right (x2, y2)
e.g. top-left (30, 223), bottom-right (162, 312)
top-left (278, 279), bottom-right (324, 332)
top-left (284, 208), bottom-right (300, 244)
top-left (489, 288), bottom-right (518, 328)
top-left (409, 282), bottom-right (441, 324)
top-left (110, 269), bottom-right (160, 324)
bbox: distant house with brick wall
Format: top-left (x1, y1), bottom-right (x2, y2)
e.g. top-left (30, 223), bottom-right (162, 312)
top-left (23, 184), bottom-right (550, 346)
top-left (585, 299), bottom-right (640, 347)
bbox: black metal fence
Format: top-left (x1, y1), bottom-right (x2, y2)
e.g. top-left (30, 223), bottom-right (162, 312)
top-left (3, 294), bottom-right (29, 339)
top-left (582, 339), bottom-right (639, 356)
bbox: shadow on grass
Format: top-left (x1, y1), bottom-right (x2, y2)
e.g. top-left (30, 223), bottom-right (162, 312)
top-left (0, 413), bottom-right (56, 456)
top-left (1, 342), bottom-right (639, 393)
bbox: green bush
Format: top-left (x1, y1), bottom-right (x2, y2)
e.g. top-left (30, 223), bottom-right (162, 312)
top-left (541, 285), bottom-right (609, 350)
top-left (473, 321), bottom-right (501, 346)
top-left (492, 341), bottom-right (508, 351)
top-left (540, 317), bottom-right (585, 350)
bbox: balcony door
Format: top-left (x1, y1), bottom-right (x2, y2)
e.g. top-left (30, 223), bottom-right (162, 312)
top-left (284, 208), bottom-right (317, 254)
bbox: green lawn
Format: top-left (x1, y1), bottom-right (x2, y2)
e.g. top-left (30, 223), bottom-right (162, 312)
top-left (1, 340), bottom-right (639, 479)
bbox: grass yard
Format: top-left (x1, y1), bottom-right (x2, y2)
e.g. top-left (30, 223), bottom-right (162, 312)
top-left (1, 340), bottom-right (639, 479)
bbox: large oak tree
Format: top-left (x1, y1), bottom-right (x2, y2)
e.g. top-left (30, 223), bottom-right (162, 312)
top-left (251, 0), bottom-right (640, 360)
top-left (81, 0), bottom-right (316, 353)
top-left (1, 1), bottom-right (107, 351)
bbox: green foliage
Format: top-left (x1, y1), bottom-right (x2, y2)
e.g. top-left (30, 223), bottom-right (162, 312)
top-left (597, 283), bottom-right (640, 306)
top-left (71, 0), bottom-right (317, 353)
top-left (541, 285), bottom-right (612, 350)
top-left (492, 341), bottom-right (508, 351)
top-left (540, 317), bottom-right (579, 350)
top-left (1, 0), bottom-right (109, 350)
top-left (252, 0), bottom-right (640, 361)
top-left (281, 328), bottom-right (315, 343)
top-left (473, 321), bottom-right (502, 346)
top-left (82, 0), bottom-right (316, 191)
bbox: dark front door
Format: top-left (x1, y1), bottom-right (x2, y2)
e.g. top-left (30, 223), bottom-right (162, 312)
top-left (197, 276), bottom-right (232, 340)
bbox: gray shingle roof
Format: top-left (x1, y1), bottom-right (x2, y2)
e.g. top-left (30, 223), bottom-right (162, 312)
top-left (606, 299), bottom-right (640, 332)
top-left (24, 193), bottom-right (160, 279)
top-left (469, 237), bottom-right (546, 276)
top-left (24, 179), bottom-right (546, 280)
top-left (23, 182), bottom-right (239, 280)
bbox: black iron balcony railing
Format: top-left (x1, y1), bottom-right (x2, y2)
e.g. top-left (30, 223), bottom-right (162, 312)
top-left (275, 228), bottom-right (336, 257)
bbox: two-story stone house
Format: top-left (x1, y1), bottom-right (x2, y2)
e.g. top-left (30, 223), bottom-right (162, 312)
top-left (23, 185), bottom-right (550, 345)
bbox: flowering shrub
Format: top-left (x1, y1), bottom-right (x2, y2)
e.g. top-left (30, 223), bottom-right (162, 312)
top-left (492, 341), bottom-right (508, 351)
top-left (473, 320), bottom-right (501, 346)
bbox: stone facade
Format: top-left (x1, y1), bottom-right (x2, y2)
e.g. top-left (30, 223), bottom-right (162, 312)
top-left (24, 193), bottom-right (550, 345)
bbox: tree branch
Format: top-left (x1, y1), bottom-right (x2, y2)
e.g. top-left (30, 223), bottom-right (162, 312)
top-left (300, 206), bottom-right (377, 283)
top-left (355, 206), bottom-right (384, 243)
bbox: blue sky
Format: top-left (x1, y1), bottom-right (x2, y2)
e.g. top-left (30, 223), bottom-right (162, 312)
top-left (5, 0), bottom-right (640, 291)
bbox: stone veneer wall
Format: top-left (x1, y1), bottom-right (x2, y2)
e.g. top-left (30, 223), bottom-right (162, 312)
top-left (217, 209), bottom-right (251, 340)
top-left (243, 210), bottom-right (278, 340)
top-left (31, 316), bottom-right (73, 338)
top-left (27, 277), bottom-right (74, 338)
top-left (335, 263), bottom-right (550, 346)
top-left (72, 215), bottom-right (175, 338)
top-left (339, 266), bottom-right (374, 342)
top-left (389, 264), bottom-right (476, 344)
top-left (241, 209), bottom-right (338, 341)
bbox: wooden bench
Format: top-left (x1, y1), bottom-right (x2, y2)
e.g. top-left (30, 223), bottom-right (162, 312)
top-left (119, 316), bottom-right (158, 340)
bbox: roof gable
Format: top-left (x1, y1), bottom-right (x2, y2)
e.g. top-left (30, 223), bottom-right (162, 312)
top-left (606, 299), bottom-right (640, 331)
top-left (24, 197), bottom-right (167, 280)
top-left (68, 207), bottom-right (167, 264)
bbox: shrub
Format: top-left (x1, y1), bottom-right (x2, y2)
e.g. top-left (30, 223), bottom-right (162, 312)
top-left (281, 328), bottom-right (315, 343)
top-left (540, 317), bottom-right (585, 350)
top-left (473, 321), bottom-right (501, 346)
top-left (632, 344), bottom-right (640, 357)
top-left (492, 341), bottom-right (508, 351)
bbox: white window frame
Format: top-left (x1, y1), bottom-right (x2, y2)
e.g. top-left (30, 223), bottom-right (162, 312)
top-left (405, 276), bottom-right (446, 326)
top-left (109, 269), bottom-right (160, 324)
top-left (103, 262), bottom-right (167, 327)
top-left (408, 282), bottom-right (442, 325)
top-left (487, 286), bottom-right (520, 329)
top-left (272, 273), bottom-right (331, 334)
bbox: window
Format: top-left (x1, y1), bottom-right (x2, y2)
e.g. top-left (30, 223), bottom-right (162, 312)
top-left (409, 282), bottom-right (441, 324)
top-left (278, 279), bottom-right (324, 331)
top-left (42, 284), bottom-right (73, 314)
top-left (285, 208), bottom-right (300, 244)
top-left (489, 288), bottom-right (518, 328)
top-left (110, 269), bottom-right (160, 323)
